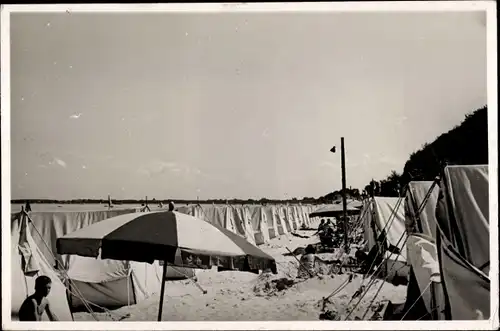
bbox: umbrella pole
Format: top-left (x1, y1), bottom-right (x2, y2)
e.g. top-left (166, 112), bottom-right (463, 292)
top-left (157, 261), bottom-right (168, 321)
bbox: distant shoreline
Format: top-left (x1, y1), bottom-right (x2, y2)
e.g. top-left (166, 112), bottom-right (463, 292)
top-left (11, 199), bottom-right (325, 205)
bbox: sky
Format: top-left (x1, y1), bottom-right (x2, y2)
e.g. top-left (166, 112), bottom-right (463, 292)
top-left (8, 10), bottom-right (487, 200)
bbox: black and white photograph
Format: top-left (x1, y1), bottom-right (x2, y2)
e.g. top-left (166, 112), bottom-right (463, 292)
top-left (1, 2), bottom-right (498, 329)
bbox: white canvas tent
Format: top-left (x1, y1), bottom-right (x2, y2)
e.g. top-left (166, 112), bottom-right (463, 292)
top-left (64, 256), bottom-right (165, 310)
top-left (355, 196), bottom-right (409, 284)
top-left (402, 180), bottom-right (446, 320)
top-left (373, 197), bottom-right (407, 262)
top-left (11, 208), bottom-right (193, 312)
top-left (11, 213), bottom-right (73, 321)
top-left (360, 197), bottom-right (407, 263)
top-left (360, 199), bottom-right (376, 253)
top-left (435, 165), bottom-right (490, 320)
top-left (177, 204), bottom-right (314, 246)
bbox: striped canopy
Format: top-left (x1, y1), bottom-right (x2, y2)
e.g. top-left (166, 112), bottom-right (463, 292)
top-left (56, 211), bottom-right (277, 274)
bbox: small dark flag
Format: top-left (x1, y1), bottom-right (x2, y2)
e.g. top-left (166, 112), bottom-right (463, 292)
top-left (330, 146), bottom-right (336, 153)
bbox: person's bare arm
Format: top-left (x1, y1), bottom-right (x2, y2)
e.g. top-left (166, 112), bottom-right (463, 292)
top-left (45, 302), bottom-right (58, 321)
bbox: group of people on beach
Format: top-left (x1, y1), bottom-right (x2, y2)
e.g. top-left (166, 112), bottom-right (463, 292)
top-left (316, 219), bottom-right (342, 248)
top-left (296, 217), bottom-right (367, 279)
top-left (296, 218), bottom-right (344, 278)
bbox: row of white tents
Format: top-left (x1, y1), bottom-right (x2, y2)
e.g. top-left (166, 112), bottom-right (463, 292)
top-left (10, 203), bottom-right (320, 320)
top-left (9, 164), bottom-right (491, 321)
top-left (349, 164), bottom-right (490, 320)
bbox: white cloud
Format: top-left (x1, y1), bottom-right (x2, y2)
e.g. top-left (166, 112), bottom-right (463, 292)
top-left (40, 154), bottom-right (68, 168)
top-left (54, 158), bottom-right (67, 168)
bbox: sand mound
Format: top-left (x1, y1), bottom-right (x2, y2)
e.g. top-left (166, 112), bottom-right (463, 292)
top-left (252, 272), bottom-right (297, 297)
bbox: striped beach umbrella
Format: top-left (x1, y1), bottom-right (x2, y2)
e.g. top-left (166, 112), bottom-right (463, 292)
top-left (56, 211), bottom-right (277, 320)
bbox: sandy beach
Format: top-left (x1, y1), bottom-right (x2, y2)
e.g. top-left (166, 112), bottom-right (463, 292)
top-left (73, 220), bottom-right (407, 321)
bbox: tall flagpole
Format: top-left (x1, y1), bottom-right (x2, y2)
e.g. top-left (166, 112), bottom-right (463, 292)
top-left (340, 137), bottom-right (348, 251)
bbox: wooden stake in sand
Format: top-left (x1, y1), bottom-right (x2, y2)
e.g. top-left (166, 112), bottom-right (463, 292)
top-left (191, 277), bottom-right (208, 295)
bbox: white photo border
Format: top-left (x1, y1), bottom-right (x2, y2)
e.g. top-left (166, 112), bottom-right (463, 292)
top-left (1, 2), bottom-right (498, 330)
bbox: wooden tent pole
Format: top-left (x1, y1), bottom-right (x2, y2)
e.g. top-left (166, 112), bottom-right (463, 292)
top-left (157, 260), bottom-right (168, 321)
top-left (340, 137), bottom-right (348, 251)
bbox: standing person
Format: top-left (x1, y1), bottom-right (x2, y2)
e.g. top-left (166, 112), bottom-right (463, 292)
top-left (315, 219), bottom-right (326, 235)
top-left (18, 276), bottom-right (58, 321)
